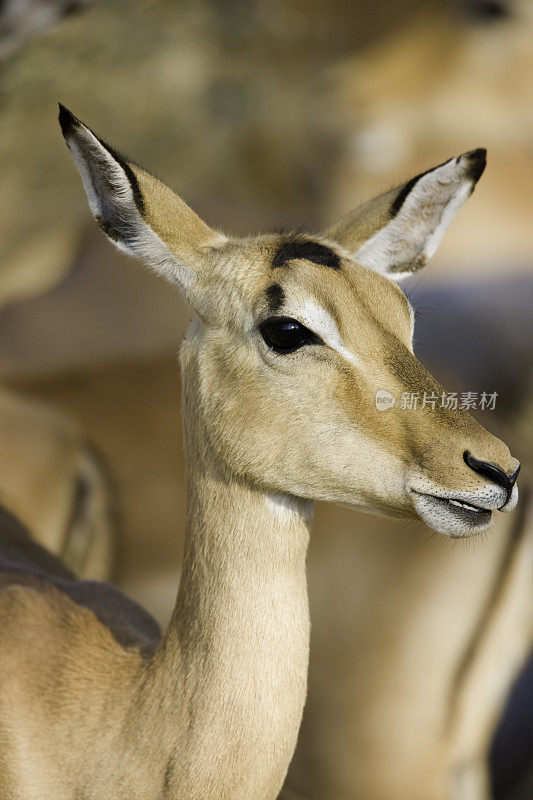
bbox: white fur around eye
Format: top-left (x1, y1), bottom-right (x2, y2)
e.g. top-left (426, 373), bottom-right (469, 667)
top-left (289, 301), bottom-right (360, 366)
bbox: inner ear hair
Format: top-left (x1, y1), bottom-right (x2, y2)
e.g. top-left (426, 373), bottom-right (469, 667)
top-left (59, 104), bottom-right (223, 292)
top-left (324, 148), bottom-right (487, 278)
top-left (59, 104), bottom-right (145, 247)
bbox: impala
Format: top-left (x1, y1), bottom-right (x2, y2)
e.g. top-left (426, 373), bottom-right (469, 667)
top-left (0, 106), bottom-right (519, 800)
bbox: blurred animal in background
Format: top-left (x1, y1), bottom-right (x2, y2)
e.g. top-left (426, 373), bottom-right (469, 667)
top-left (0, 0), bottom-right (94, 61)
top-left (0, 77), bottom-right (115, 586)
top-left (0, 386), bottom-right (114, 580)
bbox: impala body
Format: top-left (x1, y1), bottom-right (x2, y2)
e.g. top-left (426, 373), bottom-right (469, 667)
top-left (0, 107), bottom-right (520, 799)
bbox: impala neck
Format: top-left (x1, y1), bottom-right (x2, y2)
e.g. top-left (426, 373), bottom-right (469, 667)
top-left (145, 376), bottom-right (312, 799)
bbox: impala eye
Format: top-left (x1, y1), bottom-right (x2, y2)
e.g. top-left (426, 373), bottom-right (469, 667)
top-left (259, 317), bottom-right (322, 354)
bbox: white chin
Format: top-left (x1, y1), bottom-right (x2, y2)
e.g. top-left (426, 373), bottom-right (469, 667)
top-left (411, 492), bottom-right (494, 538)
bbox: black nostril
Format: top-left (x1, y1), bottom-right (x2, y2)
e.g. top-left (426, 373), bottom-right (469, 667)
top-left (463, 451), bottom-right (520, 501)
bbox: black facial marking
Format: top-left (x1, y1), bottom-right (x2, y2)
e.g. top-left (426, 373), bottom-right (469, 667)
top-left (58, 103), bottom-right (145, 215)
top-left (265, 283), bottom-right (285, 314)
top-left (272, 238), bottom-right (341, 270)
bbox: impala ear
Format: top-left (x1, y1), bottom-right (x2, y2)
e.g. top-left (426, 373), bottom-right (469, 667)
top-left (59, 104), bottom-right (224, 292)
top-left (324, 149), bottom-right (486, 279)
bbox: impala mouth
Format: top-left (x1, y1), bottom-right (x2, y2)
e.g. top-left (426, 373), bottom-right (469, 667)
top-left (410, 490), bottom-right (494, 536)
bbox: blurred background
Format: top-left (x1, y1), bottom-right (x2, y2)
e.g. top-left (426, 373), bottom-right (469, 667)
top-left (1, 1), bottom-right (532, 798)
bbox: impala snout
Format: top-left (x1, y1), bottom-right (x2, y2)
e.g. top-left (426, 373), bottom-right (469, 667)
top-left (408, 434), bottom-right (520, 537)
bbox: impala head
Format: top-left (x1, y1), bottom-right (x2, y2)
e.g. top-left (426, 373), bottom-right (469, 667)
top-left (59, 105), bottom-right (519, 537)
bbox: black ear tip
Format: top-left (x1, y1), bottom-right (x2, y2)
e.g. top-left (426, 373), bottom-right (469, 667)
top-left (464, 147), bottom-right (487, 182)
top-left (467, 147), bottom-right (487, 162)
top-left (58, 103), bottom-right (79, 137)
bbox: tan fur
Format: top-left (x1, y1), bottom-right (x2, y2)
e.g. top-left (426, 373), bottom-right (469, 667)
top-left (0, 110), bottom-right (522, 798)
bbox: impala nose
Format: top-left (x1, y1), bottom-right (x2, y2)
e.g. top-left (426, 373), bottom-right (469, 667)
top-left (463, 450), bottom-right (520, 505)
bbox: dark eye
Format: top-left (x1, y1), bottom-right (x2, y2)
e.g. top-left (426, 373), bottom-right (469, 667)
top-left (259, 317), bottom-right (322, 354)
